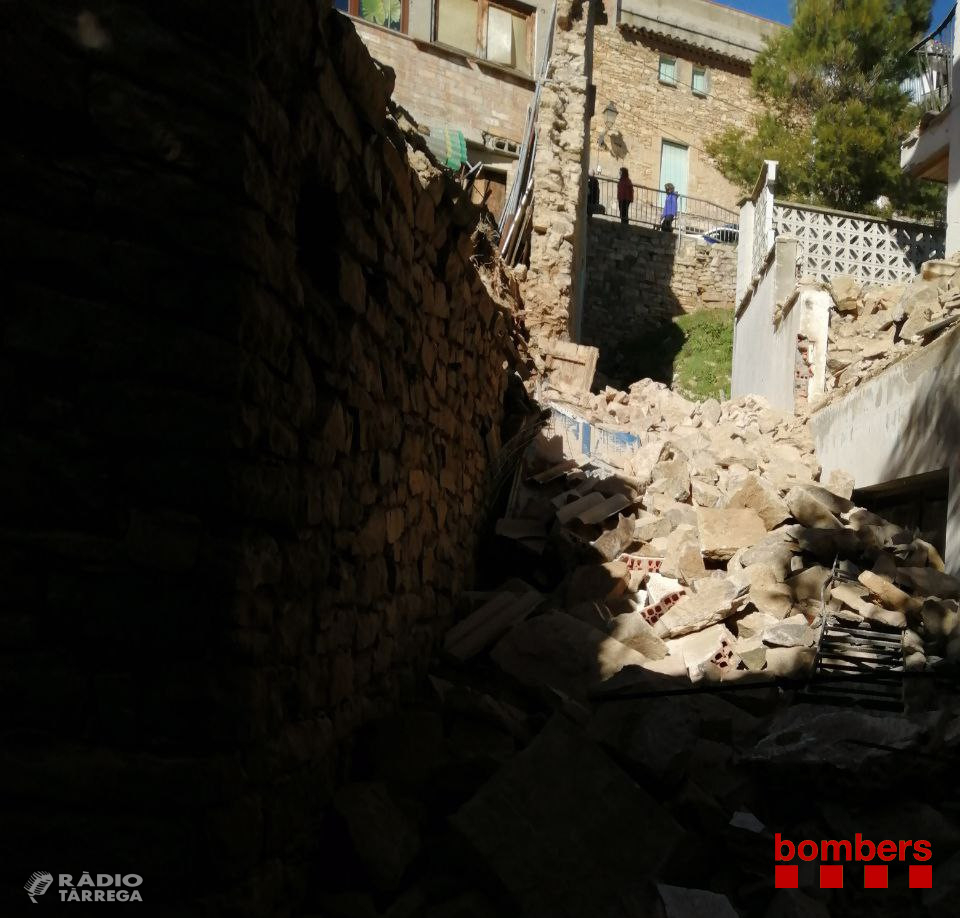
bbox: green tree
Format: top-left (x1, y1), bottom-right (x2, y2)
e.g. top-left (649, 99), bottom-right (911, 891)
top-left (707, 0), bottom-right (944, 217)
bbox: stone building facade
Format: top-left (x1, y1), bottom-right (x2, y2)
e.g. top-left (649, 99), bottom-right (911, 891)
top-left (590, 0), bottom-right (781, 211)
top-left (346, 0), bottom-right (555, 217)
top-left (2, 2), bottom-right (531, 913)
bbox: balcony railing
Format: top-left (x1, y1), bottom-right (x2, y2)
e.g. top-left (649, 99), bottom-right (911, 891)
top-left (591, 176), bottom-right (739, 238)
top-left (904, 6), bottom-right (954, 115)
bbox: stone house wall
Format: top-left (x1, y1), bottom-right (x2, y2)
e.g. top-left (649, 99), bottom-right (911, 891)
top-left (589, 17), bottom-right (764, 211)
top-left (1, 2), bottom-right (527, 914)
top-left (354, 20), bottom-right (535, 150)
top-left (581, 219), bottom-right (737, 366)
top-left (522, 0), bottom-right (595, 345)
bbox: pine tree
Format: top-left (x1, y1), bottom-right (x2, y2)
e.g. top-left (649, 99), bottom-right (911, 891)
top-left (707, 0), bottom-right (944, 217)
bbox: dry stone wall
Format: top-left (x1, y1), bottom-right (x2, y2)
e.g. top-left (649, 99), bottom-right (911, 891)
top-left (582, 218), bottom-right (737, 355)
top-left (521, 0), bottom-right (595, 344)
top-left (1, 2), bottom-right (528, 914)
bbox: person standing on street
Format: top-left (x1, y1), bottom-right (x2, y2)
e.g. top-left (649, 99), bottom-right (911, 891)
top-left (660, 182), bottom-right (678, 232)
top-left (617, 167), bottom-right (633, 225)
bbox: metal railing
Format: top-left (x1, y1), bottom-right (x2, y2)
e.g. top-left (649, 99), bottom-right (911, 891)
top-left (591, 176), bottom-right (739, 237)
top-left (904, 6), bottom-right (954, 114)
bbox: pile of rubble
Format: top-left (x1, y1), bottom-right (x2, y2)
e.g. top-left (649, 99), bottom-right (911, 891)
top-left (823, 257), bottom-right (960, 394)
top-left (471, 380), bottom-right (960, 696)
top-left (314, 380), bottom-right (960, 918)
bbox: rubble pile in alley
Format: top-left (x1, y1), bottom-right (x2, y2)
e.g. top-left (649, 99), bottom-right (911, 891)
top-left (473, 378), bottom-right (960, 694)
top-left (318, 378), bottom-right (960, 918)
top-left (822, 257), bottom-right (960, 396)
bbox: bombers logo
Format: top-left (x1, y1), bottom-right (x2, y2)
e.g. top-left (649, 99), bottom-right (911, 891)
top-left (775, 834), bottom-right (933, 890)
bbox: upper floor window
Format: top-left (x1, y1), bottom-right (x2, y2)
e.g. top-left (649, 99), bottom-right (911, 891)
top-left (692, 66), bottom-right (709, 96)
top-left (658, 56), bottom-right (677, 85)
top-left (338, 0), bottom-right (407, 33)
top-left (436, 0), bottom-right (535, 75)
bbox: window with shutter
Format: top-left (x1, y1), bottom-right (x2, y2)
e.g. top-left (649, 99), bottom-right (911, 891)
top-left (692, 66), bottom-right (709, 96)
top-left (658, 56), bottom-right (677, 85)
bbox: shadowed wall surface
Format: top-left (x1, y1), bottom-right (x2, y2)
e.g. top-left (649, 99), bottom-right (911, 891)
top-left (0, 2), bottom-right (527, 912)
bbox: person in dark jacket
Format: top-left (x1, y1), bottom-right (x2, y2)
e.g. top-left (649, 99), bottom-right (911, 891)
top-left (587, 172), bottom-right (601, 215)
top-left (617, 167), bottom-right (634, 225)
top-left (661, 182), bottom-right (678, 232)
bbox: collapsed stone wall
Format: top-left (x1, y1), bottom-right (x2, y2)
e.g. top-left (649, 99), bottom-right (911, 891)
top-left (581, 219), bottom-right (737, 357)
top-left (1, 2), bottom-right (528, 913)
top-left (521, 0), bottom-right (595, 344)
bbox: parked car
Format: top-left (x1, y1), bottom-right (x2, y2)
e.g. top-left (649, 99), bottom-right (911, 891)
top-left (703, 224), bottom-right (739, 244)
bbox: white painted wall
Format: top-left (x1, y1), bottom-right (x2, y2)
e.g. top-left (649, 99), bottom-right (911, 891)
top-left (731, 252), bottom-right (789, 408)
top-left (731, 237), bottom-right (831, 413)
top-left (947, 3), bottom-right (960, 254)
top-left (809, 326), bottom-right (960, 574)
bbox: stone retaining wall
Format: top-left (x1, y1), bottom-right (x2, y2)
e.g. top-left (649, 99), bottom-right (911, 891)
top-left (1, 3), bottom-right (527, 913)
top-left (582, 218), bottom-right (737, 344)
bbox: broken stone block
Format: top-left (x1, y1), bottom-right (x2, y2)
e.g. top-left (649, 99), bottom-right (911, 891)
top-left (764, 646), bottom-right (816, 678)
top-left (746, 705), bottom-right (924, 768)
top-left (831, 581), bottom-right (872, 615)
top-left (658, 884), bottom-right (739, 918)
top-left (634, 513), bottom-right (673, 542)
top-left (898, 567), bottom-right (960, 600)
top-left (736, 610), bottom-right (779, 640)
top-left (575, 493), bottom-right (634, 525)
top-left (920, 597), bottom-right (960, 641)
top-left (653, 578), bottom-right (744, 639)
top-left (609, 611), bottom-right (668, 659)
top-left (491, 612), bottom-right (650, 699)
top-left (333, 782), bottom-right (420, 890)
top-left (861, 603), bottom-right (907, 629)
top-left (785, 565), bottom-right (832, 601)
top-left (723, 473), bottom-right (790, 530)
top-left (696, 507), bottom-right (766, 561)
top-left (791, 525), bottom-right (862, 560)
top-left (452, 716), bottom-right (681, 918)
top-left (567, 561), bottom-right (630, 604)
top-left (736, 636), bottom-right (767, 671)
top-left (764, 889), bottom-right (832, 918)
top-left (826, 469), bottom-right (855, 500)
top-left (699, 398), bottom-right (722, 425)
top-left (691, 478), bottom-right (722, 507)
top-left (647, 474), bottom-right (691, 503)
top-left (763, 614), bottom-right (815, 648)
top-left (744, 564), bottom-right (793, 618)
top-left (785, 486), bottom-right (842, 529)
top-left (859, 569), bottom-right (920, 613)
top-left (592, 514), bottom-right (637, 562)
top-left (739, 537), bottom-right (797, 580)
top-left (445, 590), bottom-right (544, 662)
top-left (660, 525), bottom-right (706, 583)
top-left (829, 274), bottom-right (861, 313)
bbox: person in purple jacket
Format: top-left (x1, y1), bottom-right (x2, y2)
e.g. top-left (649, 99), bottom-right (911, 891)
top-left (660, 183), bottom-right (678, 232)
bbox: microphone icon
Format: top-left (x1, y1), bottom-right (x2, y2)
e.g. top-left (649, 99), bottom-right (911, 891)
top-left (24, 872), bottom-right (54, 903)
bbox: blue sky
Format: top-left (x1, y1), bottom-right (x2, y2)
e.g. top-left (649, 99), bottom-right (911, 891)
top-left (722, 0), bottom-right (955, 27)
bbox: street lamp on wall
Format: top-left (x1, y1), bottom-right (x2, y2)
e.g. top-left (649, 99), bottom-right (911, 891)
top-left (596, 101), bottom-right (619, 174)
top-left (603, 101), bottom-right (619, 132)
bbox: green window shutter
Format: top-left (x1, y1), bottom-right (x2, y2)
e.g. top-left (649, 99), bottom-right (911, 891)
top-left (658, 56), bottom-right (676, 84)
top-left (692, 67), bottom-right (708, 95)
